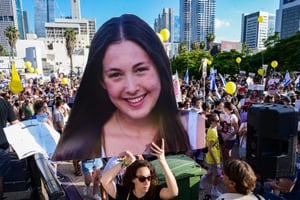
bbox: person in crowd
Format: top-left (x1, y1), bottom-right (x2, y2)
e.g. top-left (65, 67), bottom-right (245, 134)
top-left (31, 99), bottom-right (53, 126)
top-left (52, 97), bottom-right (66, 134)
top-left (248, 90), bottom-right (260, 104)
top-left (238, 122), bottom-right (247, 161)
top-left (82, 158), bottom-right (104, 200)
top-left (52, 14), bottom-right (205, 161)
top-left (217, 159), bottom-right (264, 200)
top-left (0, 96), bottom-right (19, 199)
top-left (100, 139), bottom-right (178, 200)
top-left (30, 99), bottom-right (64, 181)
top-left (264, 94), bottom-right (274, 104)
top-left (191, 97), bottom-right (203, 114)
top-left (21, 97), bottom-right (34, 120)
top-left (200, 113), bottom-right (223, 197)
top-left (267, 131), bottom-right (300, 199)
top-left (219, 102), bottom-right (239, 164)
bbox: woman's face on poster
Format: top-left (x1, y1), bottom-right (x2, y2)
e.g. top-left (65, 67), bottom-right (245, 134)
top-left (102, 40), bottom-right (161, 120)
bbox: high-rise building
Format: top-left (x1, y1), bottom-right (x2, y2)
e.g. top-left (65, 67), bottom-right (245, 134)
top-left (0, 0), bottom-right (17, 51)
top-left (276, 0), bottom-right (300, 39)
top-left (154, 8), bottom-right (174, 42)
top-left (34, 0), bottom-right (55, 38)
top-left (180, 0), bottom-right (216, 48)
top-left (241, 11), bottom-right (275, 50)
top-left (15, 0), bottom-right (26, 39)
top-left (71, 0), bottom-right (81, 19)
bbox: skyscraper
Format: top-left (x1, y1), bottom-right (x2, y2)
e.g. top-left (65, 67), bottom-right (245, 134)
top-left (0, 0), bottom-right (17, 51)
top-left (180, 0), bottom-right (216, 48)
top-left (241, 11), bottom-right (275, 50)
top-left (34, 0), bottom-right (55, 38)
top-left (276, 0), bottom-right (300, 39)
top-left (71, 0), bottom-right (81, 19)
top-left (154, 8), bottom-right (174, 42)
top-left (15, 0), bottom-right (26, 39)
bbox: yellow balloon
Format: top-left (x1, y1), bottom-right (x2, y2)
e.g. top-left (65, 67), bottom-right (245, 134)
top-left (61, 77), bottom-right (68, 85)
top-left (156, 33), bottom-right (163, 42)
top-left (236, 57), bottom-right (241, 64)
top-left (207, 60), bottom-right (212, 65)
top-left (257, 69), bottom-right (264, 76)
top-left (25, 61), bottom-right (32, 68)
top-left (159, 28), bottom-right (170, 42)
top-left (28, 67), bottom-right (34, 73)
top-left (271, 60), bottom-right (278, 68)
top-left (225, 81), bottom-right (236, 95)
top-left (258, 16), bottom-right (264, 23)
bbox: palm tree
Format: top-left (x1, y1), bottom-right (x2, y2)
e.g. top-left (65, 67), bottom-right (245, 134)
top-left (64, 28), bottom-right (77, 77)
top-left (199, 41), bottom-right (206, 50)
top-left (178, 43), bottom-right (188, 54)
top-left (206, 33), bottom-right (215, 53)
top-left (0, 44), bottom-right (8, 56)
top-left (191, 41), bottom-right (200, 51)
top-left (4, 26), bottom-right (19, 59)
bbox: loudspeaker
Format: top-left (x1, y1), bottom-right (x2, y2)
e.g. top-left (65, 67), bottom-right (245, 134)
top-left (246, 104), bottom-right (298, 178)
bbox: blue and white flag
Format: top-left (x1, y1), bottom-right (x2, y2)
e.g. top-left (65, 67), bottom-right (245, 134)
top-left (184, 68), bottom-right (189, 84)
top-left (283, 71), bottom-right (291, 87)
top-left (294, 75), bottom-right (300, 85)
top-left (218, 73), bottom-right (227, 87)
top-left (208, 67), bottom-right (215, 81)
top-left (210, 73), bottom-right (221, 99)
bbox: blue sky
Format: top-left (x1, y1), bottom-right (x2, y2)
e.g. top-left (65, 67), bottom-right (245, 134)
top-left (23, 0), bottom-right (279, 42)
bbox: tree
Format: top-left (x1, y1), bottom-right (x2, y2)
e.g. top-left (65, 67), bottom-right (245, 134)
top-left (4, 26), bottom-right (19, 59)
top-left (0, 45), bottom-right (8, 56)
top-left (64, 28), bottom-right (77, 77)
top-left (206, 33), bottom-right (215, 53)
top-left (264, 32), bottom-right (280, 49)
top-left (178, 43), bottom-right (188, 54)
top-left (171, 50), bottom-right (212, 80)
top-left (191, 41), bottom-right (200, 51)
top-left (199, 41), bottom-right (206, 50)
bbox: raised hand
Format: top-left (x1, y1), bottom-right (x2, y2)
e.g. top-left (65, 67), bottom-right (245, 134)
top-left (151, 138), bottom-right (165, 161)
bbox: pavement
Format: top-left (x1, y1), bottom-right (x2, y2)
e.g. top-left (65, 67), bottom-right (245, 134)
top-left (4, 144), bottom-right (239, 200)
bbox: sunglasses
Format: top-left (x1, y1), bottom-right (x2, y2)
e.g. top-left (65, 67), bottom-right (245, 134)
top-left (213, 119), bottom-right (220, 122)
top-left (136, 176), bottom-right (152, 183)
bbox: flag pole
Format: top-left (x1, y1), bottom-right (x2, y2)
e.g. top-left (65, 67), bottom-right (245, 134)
top-left (202, 58), bottom-right (208, 102)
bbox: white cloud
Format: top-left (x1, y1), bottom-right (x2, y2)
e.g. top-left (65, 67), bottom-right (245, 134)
top-left (215, 18), bottom-right (231, 29)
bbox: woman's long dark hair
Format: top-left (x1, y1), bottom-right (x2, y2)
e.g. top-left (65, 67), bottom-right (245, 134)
top-left (52, 14), bottom-right (190, 161)
top-left (122, 160), bottom-right (159, 198)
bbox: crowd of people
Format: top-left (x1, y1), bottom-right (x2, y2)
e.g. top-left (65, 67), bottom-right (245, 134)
top-left (0, 13), bottom-right (300, 200)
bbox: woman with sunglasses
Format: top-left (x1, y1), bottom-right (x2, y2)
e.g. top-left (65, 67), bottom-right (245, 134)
top-left (100, 139), bottom-right (178, 200)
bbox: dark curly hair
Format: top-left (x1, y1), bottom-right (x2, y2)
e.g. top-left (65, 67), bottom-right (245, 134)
top-left (122, 160), bottom-right (160, 198)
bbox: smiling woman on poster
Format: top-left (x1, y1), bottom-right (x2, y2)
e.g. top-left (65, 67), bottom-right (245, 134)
top-left (52, 14), bottom-right (205, 161)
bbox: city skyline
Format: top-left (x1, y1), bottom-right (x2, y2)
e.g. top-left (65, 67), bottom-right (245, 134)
top-left (22, 0), bottom-right (279, 42)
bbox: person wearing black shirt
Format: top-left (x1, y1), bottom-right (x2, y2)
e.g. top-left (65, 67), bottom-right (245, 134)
top-left (0, 97), bottom-right (19, 199)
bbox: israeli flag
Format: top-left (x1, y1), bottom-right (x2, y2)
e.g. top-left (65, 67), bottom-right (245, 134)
top-left (208, 67), bottom-right (215, 81)
top-left (184, 68), bottom-right (189, 84)
top-left (283, 71), bottom-right (291, 87)
top-left (210, 74), bottom-right (221, 99)
top-left (218, 73), bottom-right (227, 87)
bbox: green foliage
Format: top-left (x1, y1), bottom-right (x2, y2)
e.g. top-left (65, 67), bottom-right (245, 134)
top-left (0, 45), bottom-right (8, 56)
top-left (212, 50), bottom-right (241, 76)
top-left (64, 28), bottom-right (77, 77)
top-left (250, 32), bottom-right (300, 73)
top-left (4, 26), bottom-right (19, 59)
top-left (171, 50), bottom-right (212, 80)
top-left (178, 43), bottom-right (187, 54)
